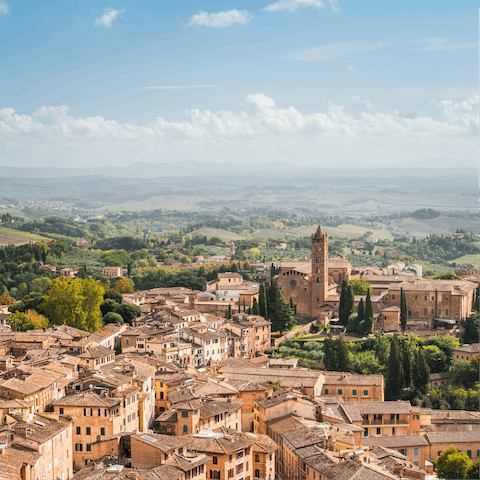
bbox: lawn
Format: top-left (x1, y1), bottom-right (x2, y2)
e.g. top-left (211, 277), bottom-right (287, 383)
top-left (448, 254), bottom-right (479, 266)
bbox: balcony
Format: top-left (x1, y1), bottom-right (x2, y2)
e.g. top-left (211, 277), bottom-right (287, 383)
top-left (236, 473), bottom-right (244, 480)
top-left (236, 457), bottom-right (244, 466)
top-left (363, 418), bottom-right (408, 426)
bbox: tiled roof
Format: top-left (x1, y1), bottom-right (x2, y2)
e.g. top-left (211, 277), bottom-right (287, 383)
top-left (425, 431), bottom-right (480, 444)
top-left (362, 434), bottom-right (428, 448)
top-left (132, 433), bottom-right (192, 452)
top-left (52, 391), bottom-right (120, 408)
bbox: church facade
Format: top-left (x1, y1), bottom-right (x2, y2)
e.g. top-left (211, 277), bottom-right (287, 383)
top-left (276, 226), bottom-right (477, 330)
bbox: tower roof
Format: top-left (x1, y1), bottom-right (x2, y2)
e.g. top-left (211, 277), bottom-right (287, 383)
top-left (312, 225), bottom-right (326, 240)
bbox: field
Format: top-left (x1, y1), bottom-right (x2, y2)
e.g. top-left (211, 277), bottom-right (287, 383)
top-left (0, 226), bottom-right (50, 245)
top-left (448, 254), bottom-right (479, 267)
top-left (189, 227), bottom-right (247, 242)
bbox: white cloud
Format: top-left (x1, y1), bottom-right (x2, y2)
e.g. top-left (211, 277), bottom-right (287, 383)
top-left (347, 65), bottom-right (354, 71)
top-left (188, 9), bottom-right (253, 28)
top-left (288, 40), bottom-right (395, 61)
top-left (417, 37), bottom-right (477, 52)
top-left (143, 85), bottom-right (220, 90)
top-left (263, 0), bottom-right (325, 13)
top-left (94, 8), bottom-right (125, 28)
top-left (0, 1), bottom-right (10, 16)
top-left (0, 94), bottom-right (477, 169)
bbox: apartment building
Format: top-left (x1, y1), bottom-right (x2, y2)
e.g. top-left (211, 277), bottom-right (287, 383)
top-left (52, 389), bottom-right (140, 470)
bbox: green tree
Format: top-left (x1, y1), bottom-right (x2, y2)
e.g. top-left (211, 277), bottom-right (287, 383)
top-left (357, 298), bottom-right (364, 324)
top-left (30, 277), bottom-right (52, 294)
top-left (423, 344), bottom-right (448, 373)
top-left (225, 304), bottom-right (232, 320)
top-left (467, 460), bottom-right (479, 479)
top-left (350, 278), bottom-right (371, 295)
top-left (453, 358), bottom-right (479, 390)
top-left (42, 277), bottom-right (104, 332)
top-left (413, 347), bottom-right (430, 395)
top-left (104, 290), bottom-right (123, 303)
top-left (9, 310), bottom-right (49, 332)
top-left (16, 282), bottom-right (28, 300)
top-left (434, 446), bottom-right (471, 479)
top-left (252, 298), bottom-right (260, 315)
top-left (462, 314), bottom-right (479, 344)
top-left (400, 287), bottom-right (408, 332)
top-left (385, 336), bottom-right (405, 400)
top-left (115, 303), bottom-right (141, 324)
top-left (339, 280), bottom-right (354, 326)
top-left (259, 284), bottom-right (268, 321)
top-left (103, 312), bottom-right (124, 325)
top-left (323, 334), bottom-right (336, 371)
top-left (334, 336), bottom-right (352, 372)
top-left (403, 343), bottom-right (412, 388)
top-left (363, 289), bottom-right (373, 334)
top-left (100, 299), bottom-right (120, 316)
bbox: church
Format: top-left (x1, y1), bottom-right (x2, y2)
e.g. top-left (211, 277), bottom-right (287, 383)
top-left (276, 226), bottom-right (477, 330)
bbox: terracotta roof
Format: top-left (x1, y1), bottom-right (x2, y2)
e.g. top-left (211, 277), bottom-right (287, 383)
top-left (132, 433), bottom-right (192, 452)
top-left (53, 391), bottom-right (120, 408)
top-left (362, 435), bottom-right (428, 448)
top-left (425, 431), bottom-right (480, 444)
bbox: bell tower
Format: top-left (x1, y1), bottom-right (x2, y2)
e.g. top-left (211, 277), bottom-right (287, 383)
top-left (311, 225), bottom-right (328, 317)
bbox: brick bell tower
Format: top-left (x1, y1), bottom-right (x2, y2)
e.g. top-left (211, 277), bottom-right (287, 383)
top-left (311, 225), bottom-right (328, 317)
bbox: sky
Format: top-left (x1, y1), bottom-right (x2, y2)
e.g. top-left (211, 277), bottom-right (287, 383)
top-left (0, 0), bottom-right (477, 169)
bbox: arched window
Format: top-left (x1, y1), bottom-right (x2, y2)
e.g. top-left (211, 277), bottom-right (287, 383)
top-left (255, 455), bottom-right (259, 463)
top-left (255, 470), bottom-right (260, 478)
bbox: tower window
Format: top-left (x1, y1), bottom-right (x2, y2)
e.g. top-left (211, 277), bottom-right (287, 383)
top-left (315, 246), bottom-right (321, 252)
top-left (316, 257), bottom-right (321, 263)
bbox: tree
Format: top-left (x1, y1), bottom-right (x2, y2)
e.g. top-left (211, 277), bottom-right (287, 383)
top-left (462, 314), bottom-right (479, 344)
top-left (16, 282), bottom-right (28, 300)
top-left (434, 446), bottom-right (471, 479)
top-left (115, 303), bottom-right (141, 324)
top-left (252, 298), bottom-right (260, 315)
top-left (30, 277), bottom-right (52, 294)
top-left (42, 277), bottom-right (104, 332)
top-left (104, 289), bottom-right (123, 303)
top-left (339, 280), bottom-right (354, 326)
top-left (403, 343), bottom-right (412, 388)
top-left (9, 310), bottom-right (49, 332)
top-left (259, 284), bottom-right (268, 321)
top-left (350, 279), bottom-right (371, 295)
top-left (385, 336), bottom-right (405, 400)
top-left (114, 278), bottom-right (134, 294)
top-left (323, 334), bottom-right (336, 370)
top-left (103, 312), bottom-right (124, 325)
top-left (453, 358), bottom-right (479, 390)
top-left (400, 287), bottom-right (408, 332)
top-left (363, 289), bottom-right (373, 334)
top-left (413, 347), bottom-right (430, 395)
top-left (225, 304), bottom-right (232, 320)
top-left (423, 345), bottom-right (448, 373)
top-left (268, 280), bottom-right (296, 332)
top-left (100, 299), bottom-right (120, 316)
top-left (357, 298), bottom-right (364, 324)
top-left (334, 336), bottom-right (352, 372)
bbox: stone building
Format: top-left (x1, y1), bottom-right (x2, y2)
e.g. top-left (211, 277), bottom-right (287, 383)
top-left (277, 225), bottom-right (477, 328)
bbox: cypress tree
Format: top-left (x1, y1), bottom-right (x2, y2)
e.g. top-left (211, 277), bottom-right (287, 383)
top-left (289, 298), bottom-right (296, 315)
top-left (413, 348), bottom-right (430, 395)
top-left (226, 304), bottom-right (232, 320)
top-left (334, 336), bottom-right (352, 372)
top-left (400, 288), bottom-right (408, 331)
top-left (403, 343), bottom-right (411, 388)
top-left (259, 284), bottom-right (268, 320)
top-left (385, 336), bottom-right (405, 400)
top-left (323, 334), bottom-right (336, 371)
top-left (252, 298), bottom-right (260, 315)
top-left (364, 289), bottom-right (373, 334)
top-left (339, 280), bottom-right (354, 326)
top-left (357, 298), bottom-right (364, 324)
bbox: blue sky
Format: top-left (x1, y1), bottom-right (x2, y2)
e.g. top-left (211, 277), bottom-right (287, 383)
top-left (0, 0), bottom-right (477, 168)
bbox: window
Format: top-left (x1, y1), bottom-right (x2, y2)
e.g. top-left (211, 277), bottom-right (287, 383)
top-left (467, 450), bottom-right (471, 458)
top-left (363, 390), bottom-right (368, 396)
top-left (125, 339), bottom-right (129, 345)
top-left (76, 427), bottom-right (81, 435)
top-left (101, 428), bottom-right (105, 436)
top-left (86, 427), bottom-right (91, 435)
top-left (338, 389), bottom-right (342, 395)
top-left (376, 428), bottom-right (381, 435)
top-left (364, 428), bottom-right (368, 437)
top-left (181, 410), bottom-right (189, 418)
top-left (183, 425), bottom-right (188, 433)
top-left (43, 466), bottom-right (47, 476)
top-left (229, 455), bottom-right (233, 461)
top-left (59, 408), bottom-right (64, 414)
top-left (352, 390), bottom-right (357, 396)
top-left (255, 470), bottom-right (260, 478)
top-left (75, 443), bottom-right (83, 452)
top-left (413, 415), bottom-right (419, 420)
top-left (414, 448), bottom-right (419, 456)
top-left (86, 444), bottom-right (91, 452)
top-left (414, 461), bottom-right (418, 467)
top-left (392, 295), bottom-right (395, 300)
top-left (437, 451), bottom-right (442, 457)
top-left (213, 457), bottom-right (218, 464)
top-left (325, 389), bottom-right (329, 395)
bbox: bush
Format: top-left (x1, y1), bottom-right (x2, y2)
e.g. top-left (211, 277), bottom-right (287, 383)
top-left (103, 312), bottom-right (124, 324)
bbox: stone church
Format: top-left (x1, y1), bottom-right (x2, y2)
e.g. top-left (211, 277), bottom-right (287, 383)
top-left (276, 226), bottom-right (477, 330)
